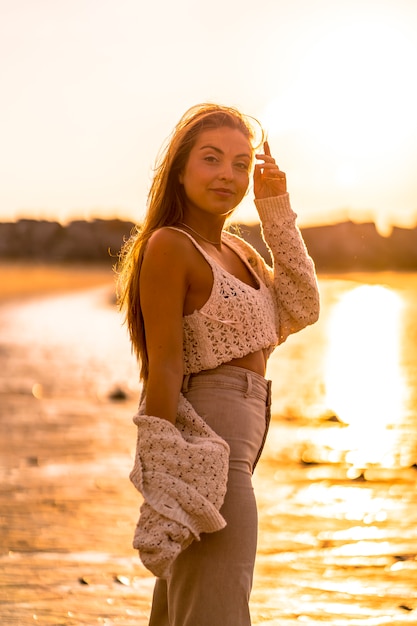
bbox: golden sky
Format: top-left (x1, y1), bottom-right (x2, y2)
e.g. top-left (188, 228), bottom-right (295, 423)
top-left (1, 0), bottom-right (417, 232)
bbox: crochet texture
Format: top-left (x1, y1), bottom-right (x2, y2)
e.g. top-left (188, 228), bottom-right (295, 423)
top-left (182, 193), bottom-right (320, 374)
top-left (130, 394), bottom-right (230, 579)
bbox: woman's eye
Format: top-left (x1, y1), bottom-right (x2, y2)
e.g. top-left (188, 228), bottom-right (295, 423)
top-left (204, 155), bottom-right (218, 163)
top-left (235, 162), bottom-right (250, 170)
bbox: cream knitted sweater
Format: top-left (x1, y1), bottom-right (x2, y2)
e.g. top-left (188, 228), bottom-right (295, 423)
top-left (129, 393), bottom-right (230, 579)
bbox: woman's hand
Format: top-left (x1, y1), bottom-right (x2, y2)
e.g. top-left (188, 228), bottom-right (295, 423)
top-left (253, 141), bottom-right (287, 199)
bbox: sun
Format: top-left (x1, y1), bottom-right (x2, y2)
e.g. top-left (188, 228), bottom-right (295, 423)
top-left (264, 14), bottom-right (417, 146)
top-left (334, 165), bottom-right (360, 189)
top-left (260, 10), bottom-right (417, 225)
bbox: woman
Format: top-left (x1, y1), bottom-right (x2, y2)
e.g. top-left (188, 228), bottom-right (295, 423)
top-left (117, 103), bottom-right (320, 625)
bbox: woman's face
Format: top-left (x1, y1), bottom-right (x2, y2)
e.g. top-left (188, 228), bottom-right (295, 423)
top-left (179, 126), bottom-right (252, 219)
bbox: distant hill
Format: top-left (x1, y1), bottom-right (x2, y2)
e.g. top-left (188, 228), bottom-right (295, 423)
top-left (0, 218), bottom-right (135, 265)
top-left (1, 218), bottom-right (417, 271)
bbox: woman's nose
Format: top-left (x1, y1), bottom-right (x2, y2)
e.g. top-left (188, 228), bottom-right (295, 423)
top-left (219, 162), bottom-right (234, 180)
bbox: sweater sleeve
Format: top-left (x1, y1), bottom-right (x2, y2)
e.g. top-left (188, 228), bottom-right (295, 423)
top-left (128, 395), bottom-right (230, 577)
top-left (253, 193), bottom-right (320, 344)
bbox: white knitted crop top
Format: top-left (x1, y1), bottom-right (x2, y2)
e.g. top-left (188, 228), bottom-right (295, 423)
top-left (171, 228), bottom-right (278, 375)
top-left (171, 194), bottom-right (320, 376)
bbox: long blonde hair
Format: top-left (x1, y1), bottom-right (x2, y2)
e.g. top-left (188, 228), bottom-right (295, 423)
top-left (116, 103), bottom-right (263, 381)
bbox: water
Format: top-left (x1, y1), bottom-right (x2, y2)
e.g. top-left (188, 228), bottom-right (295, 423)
top-left (0, 272), bottom-right (416, 624)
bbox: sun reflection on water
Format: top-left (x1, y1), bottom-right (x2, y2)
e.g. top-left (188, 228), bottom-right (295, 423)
top-left (324, 284), bottom-right (408, 467)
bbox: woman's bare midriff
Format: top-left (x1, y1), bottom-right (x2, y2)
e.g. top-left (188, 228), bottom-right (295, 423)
top-left (227, 349), bottom-right (267, 377)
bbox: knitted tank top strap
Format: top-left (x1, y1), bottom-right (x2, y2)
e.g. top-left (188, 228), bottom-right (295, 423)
top-left (165, 226), bottom-right (220, 270)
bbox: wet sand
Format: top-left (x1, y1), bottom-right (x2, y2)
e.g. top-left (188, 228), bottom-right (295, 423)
top-left (0, 266), bottom-right (153, 624)
top-left (1, 266), bottom-right (417, 625)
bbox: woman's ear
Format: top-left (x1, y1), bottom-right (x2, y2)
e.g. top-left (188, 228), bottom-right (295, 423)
top-left (178, 170), bottom-right (184, 184)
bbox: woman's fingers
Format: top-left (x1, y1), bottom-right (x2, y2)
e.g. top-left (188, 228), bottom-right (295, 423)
top-left (253, 140), bottom-right (287, 198)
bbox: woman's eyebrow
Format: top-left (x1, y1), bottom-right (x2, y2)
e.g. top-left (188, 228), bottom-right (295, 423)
top-left (199, 145), bottom-right (251, 159)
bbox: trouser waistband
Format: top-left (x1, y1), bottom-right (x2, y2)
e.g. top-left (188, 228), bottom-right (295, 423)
top-left (182, 364), bottom-right (271, 407)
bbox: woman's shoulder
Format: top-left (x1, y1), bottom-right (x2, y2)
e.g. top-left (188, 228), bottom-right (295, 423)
top-left (223, 229), bottom-right (261, 259)
top-left (144, 227), bottom-right (201, 268)
top-left (147, 226), bottom-right (195, 252)
top-left (223, 230), bottom-right (270, 277)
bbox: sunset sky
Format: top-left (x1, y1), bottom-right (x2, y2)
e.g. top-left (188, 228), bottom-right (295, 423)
top-left (1, 0), bottom-right (417, 233)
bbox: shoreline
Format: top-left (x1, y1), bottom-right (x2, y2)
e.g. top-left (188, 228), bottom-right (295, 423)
top-left (0, 262), bottom-right (115, 302)
top-left (2, 261), bottom-right (416, 303)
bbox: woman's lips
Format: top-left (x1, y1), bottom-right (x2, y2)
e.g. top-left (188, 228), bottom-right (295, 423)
top-left (210, 188), bottom-right (234, 197)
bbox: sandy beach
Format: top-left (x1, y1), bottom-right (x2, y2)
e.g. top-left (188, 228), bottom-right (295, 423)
top-left (1, 265), bottom-right (416, 625)
top-left (0, 262), bottom-right (115, 302)
top-left (0, 264), bottom-right (154, 625)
